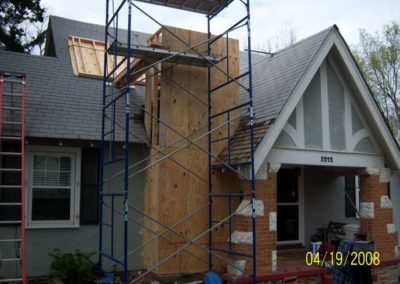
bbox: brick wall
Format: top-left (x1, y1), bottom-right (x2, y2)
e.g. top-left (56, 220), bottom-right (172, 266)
top-left (230, 173), bottom-right (277, 275)
top-left (360, 175), bottom-right (398, 260)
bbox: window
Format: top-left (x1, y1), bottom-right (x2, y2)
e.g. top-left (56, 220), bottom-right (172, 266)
top-left (345, 175), bottom-right (360, 218)
top-left (26, 147), bottom-right (81, 228)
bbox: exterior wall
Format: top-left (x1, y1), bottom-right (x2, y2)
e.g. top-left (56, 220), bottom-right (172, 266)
top-left (390, 171), bottom-right (400, 247)
top-left (230, 172), bottom-right (277, 275)
top-left (2, 142), bottom-right (145, 277)
top-left (304, 167), bottom-right (359, 247)
top-left (359, 175), bottom-right (398, 260)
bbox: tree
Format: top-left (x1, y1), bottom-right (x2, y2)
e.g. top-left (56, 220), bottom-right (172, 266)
top-left (353, 22), bottom-right (400, 139)
top-left (0, 0), bottom-right (46, 53)
top-left (244, 27), bottom-right (297, 54)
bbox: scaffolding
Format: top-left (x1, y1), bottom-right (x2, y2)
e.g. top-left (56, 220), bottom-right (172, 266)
top-left (99, 0), bottom-right (257, 283)
top-left (0, 73), bottom-right (27, 283)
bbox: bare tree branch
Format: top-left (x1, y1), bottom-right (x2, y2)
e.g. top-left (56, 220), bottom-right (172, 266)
top-left (353, 22), bottom-right (400, 140)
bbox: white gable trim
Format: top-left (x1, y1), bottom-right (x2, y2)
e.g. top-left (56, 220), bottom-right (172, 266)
top-left (254, 28), bottom-right (400, 176)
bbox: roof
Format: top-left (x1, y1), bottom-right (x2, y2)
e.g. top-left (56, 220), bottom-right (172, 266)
top-left (246, 26), bottom-right (334, 124)
top-left (0, 16), bottom-right (149, 143)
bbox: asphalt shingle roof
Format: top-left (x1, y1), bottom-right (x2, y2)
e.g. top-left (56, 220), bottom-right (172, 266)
top-left (244, 26), bottom-right (334, 124)
top-left (0, 16), bottom-right (149, 143)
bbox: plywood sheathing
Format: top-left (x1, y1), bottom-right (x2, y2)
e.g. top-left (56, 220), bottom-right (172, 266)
top-left (144, 26), bottom-right (242, 274)
top-left (157, 26), bottom-right (240, 157)
top-left (144, 146), bottom-right (209, 273)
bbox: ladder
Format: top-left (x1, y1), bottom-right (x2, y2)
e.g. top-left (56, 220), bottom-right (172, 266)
top-left (0, 73), bottom-right (27, 284)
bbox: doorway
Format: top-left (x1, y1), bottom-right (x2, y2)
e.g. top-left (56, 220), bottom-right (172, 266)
top-left (277, 168), bottom-right (303, 244)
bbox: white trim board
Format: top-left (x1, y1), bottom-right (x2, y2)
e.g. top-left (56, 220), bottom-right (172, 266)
top-left (268, 148), bottom-right (384, 169)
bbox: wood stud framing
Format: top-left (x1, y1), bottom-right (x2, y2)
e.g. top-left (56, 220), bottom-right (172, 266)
top-left (67, 35), bottom-right (143, 85)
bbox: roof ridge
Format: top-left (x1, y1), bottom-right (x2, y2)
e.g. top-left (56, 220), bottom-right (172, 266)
top-left (0, 49), bottom-right (60, 60)
top-left (49, 14), bottom-right (152, 37)
top-left (273, 25), bottom-right (336, 55)
top-left (239, 25), bottom-right (337, 72)
top-left (49, 15), bottom-right (106, 30)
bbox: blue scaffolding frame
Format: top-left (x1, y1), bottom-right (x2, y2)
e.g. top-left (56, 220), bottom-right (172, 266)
top-left (207, 3), bottom-right (257, 281)
top-left (99, 1), bottom-right (257, 283)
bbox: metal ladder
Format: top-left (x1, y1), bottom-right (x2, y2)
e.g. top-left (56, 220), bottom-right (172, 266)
top-left (0, 73), bottom-right (27, 284)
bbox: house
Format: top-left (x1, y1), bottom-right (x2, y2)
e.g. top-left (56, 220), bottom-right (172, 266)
top-left (0, 16), bottom-right (149, 279)
top-left (0, 15), bottom-right (400, 283)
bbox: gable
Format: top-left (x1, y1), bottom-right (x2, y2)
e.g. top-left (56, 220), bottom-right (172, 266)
top-left (253, 28), bottom-right (400, 175)
top-left (274, 56), bottom-right (379, 156)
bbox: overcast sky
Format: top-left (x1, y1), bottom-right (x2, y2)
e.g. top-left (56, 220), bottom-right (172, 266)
top-left (41, 0), bottom-right (400, 50)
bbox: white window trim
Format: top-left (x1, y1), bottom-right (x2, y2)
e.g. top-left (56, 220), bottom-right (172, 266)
top-left (25, 146), bottom-right (81, 229)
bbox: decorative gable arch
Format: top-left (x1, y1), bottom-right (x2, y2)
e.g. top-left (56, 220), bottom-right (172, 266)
top-left (275, 56), bottom-right (380, 154)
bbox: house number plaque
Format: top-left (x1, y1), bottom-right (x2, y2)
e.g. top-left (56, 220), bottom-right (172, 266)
top-left (320, 156), bottom-right (333, 163)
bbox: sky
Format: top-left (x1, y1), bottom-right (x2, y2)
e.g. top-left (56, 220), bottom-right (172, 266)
top-left (41, 0), bottom-right (400, 50)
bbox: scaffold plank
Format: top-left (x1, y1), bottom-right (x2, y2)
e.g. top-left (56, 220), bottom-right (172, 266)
top-left (133, 0), bottom-right (234, 15)
top-left (111, 44), bottom-right (220, 67)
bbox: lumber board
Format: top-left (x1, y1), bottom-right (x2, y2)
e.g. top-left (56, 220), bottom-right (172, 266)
top-left (144, 68), bottom-right (154, 140)
top-left (147, 28), bottom-right (163, 47)
top-left (68, 36), bottom-right (79, 76)
top-left (151, 72), bottom-right (161, 145)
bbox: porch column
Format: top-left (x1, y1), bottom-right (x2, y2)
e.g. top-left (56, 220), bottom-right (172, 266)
top-left (229, 164), bottom-right (278, 276)
top-left (359, 173), bottom-right (398, 260)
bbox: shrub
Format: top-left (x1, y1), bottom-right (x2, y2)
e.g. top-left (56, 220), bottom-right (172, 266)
top-left (49, 249), bottom-right (96, 284)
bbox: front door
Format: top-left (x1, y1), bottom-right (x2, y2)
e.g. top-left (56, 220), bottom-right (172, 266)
top-left (277, 168), bottom-right (300, 243)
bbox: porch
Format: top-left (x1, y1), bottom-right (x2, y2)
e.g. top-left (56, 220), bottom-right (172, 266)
top-left (226, 163), bottom-right (398, 281)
